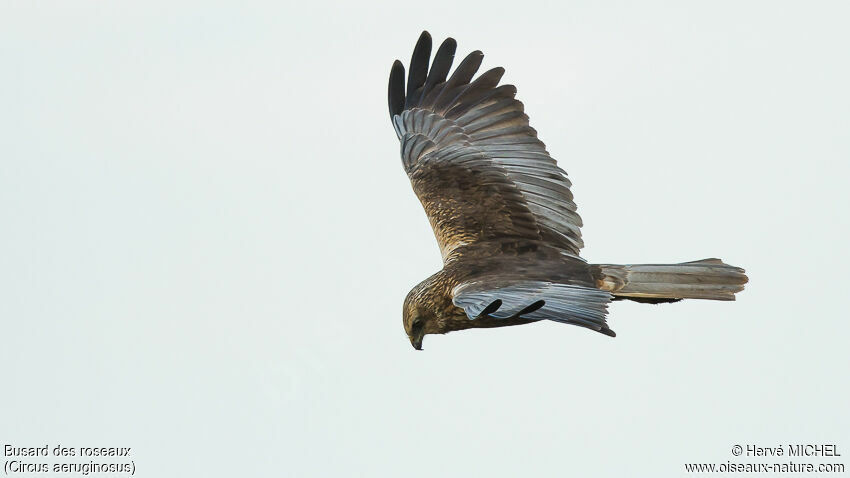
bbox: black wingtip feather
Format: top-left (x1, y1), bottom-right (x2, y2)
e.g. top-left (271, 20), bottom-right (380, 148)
top-left (419, 37), bottom-right (457, 104)
top-left (388, 60), bottom-right (405, 119)
top-left (406, 31), bottom-right (432, 106)
top-left (480, 299), bottom-right (503, 317)
top-left (389, 33), bottom-right (510, 123)
top-left (451, 51), bottom-right (484, 86)
top-left (427, 50), bottom-right (485, 113)
top-left (516, 299), bottom-right (546, 317)
top-left (599, 327), bottom-right (616, 337)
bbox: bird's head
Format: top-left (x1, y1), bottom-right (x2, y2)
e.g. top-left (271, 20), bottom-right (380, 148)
top-left (402, 280), bottom-right (450, 351)
top-left (403, 295), bottom-right (432, 351)
top-left (403, 273), bottom-right (470, 350)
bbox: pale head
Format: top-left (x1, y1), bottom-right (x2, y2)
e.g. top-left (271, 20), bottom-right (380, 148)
top-left (403, 289), bottom-right (432, 351)
top-left (402, 274), bottom-right (455, 351)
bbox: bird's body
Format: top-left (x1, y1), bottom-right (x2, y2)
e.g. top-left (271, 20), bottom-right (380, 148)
top-left (390, 32), bottom-right (747, 349)
top-left (406, 240), bottom-right (593, 347)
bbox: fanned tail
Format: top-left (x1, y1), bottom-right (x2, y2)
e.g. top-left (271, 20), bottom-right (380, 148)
top-left (591, 258), bottom-right (748, 302)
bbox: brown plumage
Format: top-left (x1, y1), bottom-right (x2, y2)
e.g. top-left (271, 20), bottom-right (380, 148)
top-left (389, 32), bottom-right (748, 350)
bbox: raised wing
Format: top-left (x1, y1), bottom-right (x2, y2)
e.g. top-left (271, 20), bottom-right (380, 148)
top-left (453, 278), bottom-right (615, 336)
top-left (389, 32), bottom-right (584, 261)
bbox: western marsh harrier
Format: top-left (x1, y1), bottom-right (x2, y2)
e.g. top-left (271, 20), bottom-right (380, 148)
top-left (388, 32), bottom-right (747, 350)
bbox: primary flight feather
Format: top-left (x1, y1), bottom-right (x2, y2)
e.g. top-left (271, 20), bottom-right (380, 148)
top-left (389, 31), bottom-right (747, 350)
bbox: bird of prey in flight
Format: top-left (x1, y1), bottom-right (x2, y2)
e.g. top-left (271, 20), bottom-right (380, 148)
top-left (388, 31), bottom-right (747, 350)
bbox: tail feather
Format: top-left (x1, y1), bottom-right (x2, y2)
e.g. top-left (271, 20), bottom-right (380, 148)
top-left (591, 258), bottom-right (748, 302)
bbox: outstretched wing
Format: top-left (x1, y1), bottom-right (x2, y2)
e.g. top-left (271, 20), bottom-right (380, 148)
top-left (453, 277), bottom-right (615, 336)
top-left (389, 32), bottom-right (584, 261)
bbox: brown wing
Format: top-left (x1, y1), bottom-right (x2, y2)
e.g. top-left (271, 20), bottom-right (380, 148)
top-left (389, 32), bottom-right (584, 261)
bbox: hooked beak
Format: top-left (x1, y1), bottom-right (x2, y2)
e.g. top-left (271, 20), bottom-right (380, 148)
top-left (409, 335), bottom-right (423, 351)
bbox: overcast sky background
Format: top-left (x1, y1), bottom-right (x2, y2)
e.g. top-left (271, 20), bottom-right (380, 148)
top-left (1, 1), bottom-right (848, 477)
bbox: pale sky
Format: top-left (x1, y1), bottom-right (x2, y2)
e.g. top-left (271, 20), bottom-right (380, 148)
top-left (1, 1), bottom-right (848, 477)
